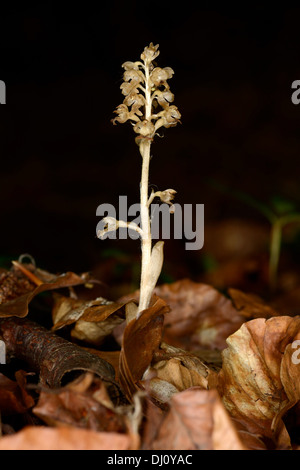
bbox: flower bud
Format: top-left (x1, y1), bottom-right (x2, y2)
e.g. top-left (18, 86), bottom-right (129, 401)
top-left (140, 43), bottom-right (160, 63)
top-left (160, 189), bottom-right (177, 204)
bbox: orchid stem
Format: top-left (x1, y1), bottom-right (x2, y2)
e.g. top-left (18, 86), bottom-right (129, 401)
top-left (137, 57), bottom-right (153, 316)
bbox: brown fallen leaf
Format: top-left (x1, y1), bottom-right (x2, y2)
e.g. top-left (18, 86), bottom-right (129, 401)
top-left (51, 294), bottom-right (135, 347)
top-left (142, 343), bottom-right (218, 404)
top-left (119, 295), bottom-right (169, 401)
top-left (33, 373), bottom-right (126, 433)
top-left (218, 316), bottom-right (300, 449)
top-left (148, 387), bottom-right (247, 450)
top-left (141, 398), bottom-right (166, 449)
top-left (0, 266), bottom-right (36, 305)
top-left (0, 265), bottom-right (93, 318)
top-left (280, 331), bottom-right (300, 404)
top-left (0, 371), bottom-right (35, 415)
top-left (0, 426), bottom-right (133, 450)
top-left (120, 279), bottom-right (246, 351)
top-left (155, 280), bottom-right (246, 350)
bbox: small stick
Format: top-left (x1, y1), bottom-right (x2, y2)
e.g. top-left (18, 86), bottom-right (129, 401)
top-left (0, 317), bottom-right (119, 396)
top-left (11, 261), bottom-right (43, 287)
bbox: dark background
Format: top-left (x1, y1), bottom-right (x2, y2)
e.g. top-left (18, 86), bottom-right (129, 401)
top-left (1, 2), bottom-right (300, 290)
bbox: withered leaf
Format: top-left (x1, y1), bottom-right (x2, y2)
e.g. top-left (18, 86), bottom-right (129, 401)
top-left (0, 267), bottom-right (35, 305)
top-left (0, 268), bottom-right (93, 318)
top-left (119, 295), bottom-right (169, 401)
top-left (33, 373), bottom-right (126, 433)
top-left (143, 343), bottom-right (218, 404)
top-left (219, 316), bottom-right (300, 448)
top-left (0, 426), bottom-right (133, 450)
top-left (280, 330), bottom-right (300, 404)
top-left (0, 371), bottom-right (35, 415)
top-left (51, 294), bottom-right (134, 346)
top-left (155, 279), bottom-right (245, 350)
top-left (150, 388), bottom-right (247, 450)
top-left (120, 279), bottom-right (246, 351)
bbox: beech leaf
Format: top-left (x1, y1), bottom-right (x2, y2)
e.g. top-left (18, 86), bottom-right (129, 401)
top-left (219, 316), bottom-right (300, 448)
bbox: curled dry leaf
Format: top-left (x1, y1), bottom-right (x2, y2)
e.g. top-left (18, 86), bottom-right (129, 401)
top-left (279, 330), bottom-right (300, 404)
top-left (119, 295), bottom-right (169, 401)
top-left (51, 294), bottom-right (135, 347)
top-left (219, 316), bottom-right (300, 448)
top-left (0, 371), bottom-right (35, 415)
top-left (142, 398), bottom-right (166, 449)
top-left (0, 265), bottom-right (36, 305)
top-left (0, 426), bottom-right (133, 450)
top-left (120, 279), bottom-right (246, 350)
top-left (149, 388), bottom-right (247, 450)
top-left (142, 343), bottom-right (218, 404)
top-left (33, 372), bottom-right (126, 433)
top-left (154, 279), bottom-right (246, 350)
top-left (0, 264), bottom-right (93, 318)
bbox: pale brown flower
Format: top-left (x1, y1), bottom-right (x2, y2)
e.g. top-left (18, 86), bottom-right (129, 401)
top-left (133, 120), bottom-right (155, 137)
top-left (112, 43), bottom-right (180, 139)
top-left (123, 69), bottom-right (144, 83)
top-left (111, 104), bottom-right (140, 125)
top-left (150, 67), bottom-right (174, 86)
top-left (122, 61), bottom-right (142, 71)
top-left (140, 43), bottom-right (160, 63)
top-left (124, 92), bottom-right (145, 115)
top-left (164, 105), bottom-right (181, 124)
top-left (154, 90), bottom-right (174, 109)
top-left (160, 189), bottom-right (177, 204)
top-left (154, 105), bottom-right (181, 131)
top-left (120, 81), bottom-right (138, 96)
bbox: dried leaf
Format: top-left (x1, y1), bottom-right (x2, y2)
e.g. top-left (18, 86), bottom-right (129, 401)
top-left (150, 388), bottom-right (247, 450)
top-left (155, 280), bottom-right (245, 350)
top-left (219, 316), bottom-right (300, 448)
top-left (142, 398), bottom-right (166, 449)
top-left (119, 295), bottom-right (169, 401)
top-left (154, 357), bottom-right (209, 390)
top-left (0, 267), bottom-right (35, 305)
top-left (0, 269), bottom-right (92, 318)
top-left (0, 371), bottom-right (34, 415)
top-left (120, 280), bottom-right (246, 350)
top-left (143, 343), bottom-right (218, 404)
top-left (280, 332), bottom-right (300, 404)
top-left (52, 294), bottom-right (136, 347)
top-left (0, 426), bottom-right (132, 450)
top-left (33, 373), bottom-right (126, 433)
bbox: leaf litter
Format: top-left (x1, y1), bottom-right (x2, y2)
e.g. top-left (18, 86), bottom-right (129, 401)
top-left (0, 258), bottom-right (300, 449)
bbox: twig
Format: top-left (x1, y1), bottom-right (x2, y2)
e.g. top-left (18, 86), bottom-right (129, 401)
top-left (0, 317), bottom-right (120, 398)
